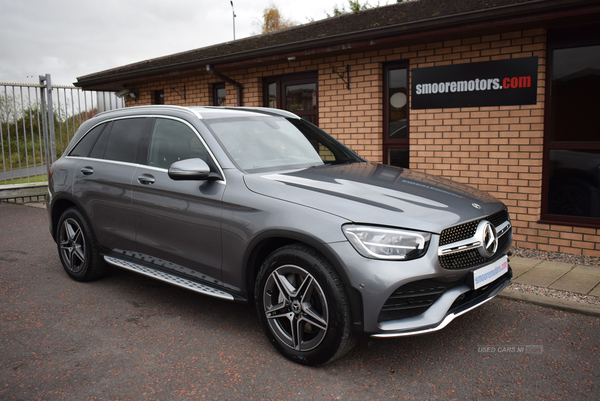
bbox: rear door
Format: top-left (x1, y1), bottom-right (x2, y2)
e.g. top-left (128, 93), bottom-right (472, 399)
top-left (131, 117), bottom-right (225, 284)
top-left (72, 117), bottom-right (151, 253)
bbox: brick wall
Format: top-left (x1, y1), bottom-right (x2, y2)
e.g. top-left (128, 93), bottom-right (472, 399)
top-left (124, 28), bottom-right (600, 257)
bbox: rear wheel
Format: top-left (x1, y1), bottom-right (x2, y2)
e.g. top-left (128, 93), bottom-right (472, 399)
top-left (57, 207), bottom-right (108, 281)
top-left (255, 244), bottom-right (356, 365)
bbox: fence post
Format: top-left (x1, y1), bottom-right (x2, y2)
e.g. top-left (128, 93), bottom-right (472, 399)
top-left (39, 76), bottom-right (49, 175)
top-left (39, 74), bottom-right (57, 174)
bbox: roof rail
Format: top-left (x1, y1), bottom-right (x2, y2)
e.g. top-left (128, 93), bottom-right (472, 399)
top-left (233, 107), bottom-right (300, 119)
top-left (94, 105), bottom-right (204, 119)
top-left (94, 105), bottom-right (299, 120)
top-left (200, 106), bottom-right (300, 119)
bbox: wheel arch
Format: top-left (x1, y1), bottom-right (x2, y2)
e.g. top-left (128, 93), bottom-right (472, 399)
top-left (244, 230), bottom-right (347, 293)
top-left (242, 230), bottom-right (364, 330)
top-left (49, 195), bottom-right (86, 242)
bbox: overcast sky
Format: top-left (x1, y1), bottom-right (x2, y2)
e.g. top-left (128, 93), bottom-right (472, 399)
top-left (0, 0), bottom-right (397, 87)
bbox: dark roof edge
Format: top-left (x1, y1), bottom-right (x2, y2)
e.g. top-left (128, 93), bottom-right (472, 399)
top-left (75, 0), bottom-right (598, 89)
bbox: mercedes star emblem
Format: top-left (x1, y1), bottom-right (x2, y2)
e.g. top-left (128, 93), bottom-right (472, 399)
top-left (475, 220), bottom-right (498, 258)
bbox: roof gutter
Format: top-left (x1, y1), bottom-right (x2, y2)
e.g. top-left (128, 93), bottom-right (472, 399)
top-left (75, 0), bottom-right (600, 90)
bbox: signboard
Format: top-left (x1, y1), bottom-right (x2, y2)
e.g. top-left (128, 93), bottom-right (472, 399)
top-left (411, 57), bottom-right (538, 109)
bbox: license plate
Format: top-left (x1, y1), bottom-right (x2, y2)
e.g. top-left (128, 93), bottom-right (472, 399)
top-left (473, 255), bottom-right (509, 289)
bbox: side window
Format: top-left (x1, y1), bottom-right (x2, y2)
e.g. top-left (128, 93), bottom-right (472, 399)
top-left (103, 118), bottom-right (147, 163)
top-left (154, 90), bottom-right (165, 105)
top-left (214, 83), bottom-right (226, 106)
top-left (69, 123), bottom-right (107, 157)
top-left (148, 118), bottom-right (209, 169)
top-left (89, 122), bottom-right (110, 159)
top-left (383, 62), bottom-right (410, 168)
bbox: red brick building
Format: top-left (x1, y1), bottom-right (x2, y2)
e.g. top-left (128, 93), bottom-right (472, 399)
top-left (76, 0), bottom-right (600, 257)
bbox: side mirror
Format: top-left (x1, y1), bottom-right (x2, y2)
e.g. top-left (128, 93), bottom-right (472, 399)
top-left (168, 158), bottom-right (222, 181)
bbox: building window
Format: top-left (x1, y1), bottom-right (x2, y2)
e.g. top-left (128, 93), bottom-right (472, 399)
top-left (542, 25), bottom-right (600, 226)
top-left (264, 73), bottom-right (318, 125)
top-left (383, 62), bottom-right (409, 168)
top-left (214, 83), bottom-right (226, 106)
top-left (154, 90), bottom-right (164, 105)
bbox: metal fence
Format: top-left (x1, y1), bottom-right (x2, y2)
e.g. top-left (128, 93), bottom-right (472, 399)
top-left (0, 74), bottom-right (124, 192)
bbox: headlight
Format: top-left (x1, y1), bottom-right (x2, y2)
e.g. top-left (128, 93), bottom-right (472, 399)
top-left (342, 225), bottom-right (431, 260)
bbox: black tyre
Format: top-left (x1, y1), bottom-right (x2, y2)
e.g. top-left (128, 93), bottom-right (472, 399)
top-left (56, 207), bottom-right (108, 282)
top-left (255, 244), bottom-right (356, 366)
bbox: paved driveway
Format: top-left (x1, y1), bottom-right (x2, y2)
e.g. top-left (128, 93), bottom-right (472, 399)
top-left (1, 203), bottom-right (598, 400)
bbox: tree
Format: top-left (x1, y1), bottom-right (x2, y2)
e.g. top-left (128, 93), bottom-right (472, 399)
top-left (0, 94), bottom-right (19, 124)
top-left (327, 1), bottom-right (371, 17)
top-left (348, 0), bottom-right (371, 12)
top-left (327, 0), bottom-right (403, 17)
top-left (259, 2), bottom-right (297, 34)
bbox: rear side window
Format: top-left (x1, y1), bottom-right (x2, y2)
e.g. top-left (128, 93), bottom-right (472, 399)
top-left (69, 123), bottom-right (106, 157)
top-left (103, 118), bottom-right (147, 163)
top-left (89, 123), bottom-right (110, 159)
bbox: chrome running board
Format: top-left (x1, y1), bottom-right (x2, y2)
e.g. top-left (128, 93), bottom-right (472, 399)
top-left (104, 255), bottom-right (234, 301)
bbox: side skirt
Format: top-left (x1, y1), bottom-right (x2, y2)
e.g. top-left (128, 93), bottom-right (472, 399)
top-left (104, 255), bottom-right (235, 301)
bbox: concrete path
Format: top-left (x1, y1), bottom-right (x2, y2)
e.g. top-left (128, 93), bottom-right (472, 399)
top-left (500, 256), bottom-right (600, 317)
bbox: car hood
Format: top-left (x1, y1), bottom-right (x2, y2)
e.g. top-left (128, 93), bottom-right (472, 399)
top-left (243, 162), bottom-right (506, 234)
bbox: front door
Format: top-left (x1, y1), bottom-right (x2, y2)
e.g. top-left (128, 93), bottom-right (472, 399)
top-left (265, 72), bottom-right (318, 124)
top-left (132, 117), bottom-right (224, 284)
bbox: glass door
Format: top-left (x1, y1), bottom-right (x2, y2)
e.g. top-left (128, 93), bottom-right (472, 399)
top-left (265, 73), bottom-right (318, 125)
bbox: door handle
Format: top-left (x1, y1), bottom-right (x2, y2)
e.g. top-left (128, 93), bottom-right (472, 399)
top-left (81, 166), bottom-right (94, 175)
top-left (138, 174), bottom-right (156, 185)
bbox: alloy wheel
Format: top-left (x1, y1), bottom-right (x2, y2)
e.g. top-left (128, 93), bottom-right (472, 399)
top-left (59, 218), bottom-right (86, 273)
top-left (262, 265), bottom-right (329, 352)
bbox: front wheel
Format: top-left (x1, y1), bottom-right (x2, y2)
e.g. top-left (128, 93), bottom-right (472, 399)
top-left (255, 244), bottom-right (356, 366)
top-left (56, 207), bottom-right (108, 282)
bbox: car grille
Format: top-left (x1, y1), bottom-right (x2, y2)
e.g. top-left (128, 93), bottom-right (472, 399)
top-left (438, 209), bottom-right (511, 270)
top-left (378, 279), bottom-right (458, 322)
top-left (439, 209), bottom-right (508, 246)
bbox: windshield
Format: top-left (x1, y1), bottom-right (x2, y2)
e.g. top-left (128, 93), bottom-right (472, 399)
top-left (204, 116), bottom-right (362, 172)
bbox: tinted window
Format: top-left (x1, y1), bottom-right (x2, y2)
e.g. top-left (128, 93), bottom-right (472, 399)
top-left (148, 118), bottom-right (208, 169)
top-left (154, 90), bottom-right (164, 105)
top-left (547, 149), bottom-right (600, 218)
top-left (550, 44), bottom-right (600, 141)
top-left (104, 118), bottom-right (146, 163)
top-left (89, 122), bottom-right (111, 159)
top-left (544, 28), bottom-right (600, 224)
top-left (69, 123), bottom-right (106, 157)
top-left (387, 148), bottom-right (409, 168)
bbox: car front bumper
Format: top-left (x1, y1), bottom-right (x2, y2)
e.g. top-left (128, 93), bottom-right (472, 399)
top-left (372, 270), bottom-right (511, 337)
top-left (328, 237), bottom-right (512, 336)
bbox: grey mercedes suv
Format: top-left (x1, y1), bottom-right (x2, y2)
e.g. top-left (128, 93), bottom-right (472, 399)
top-left (47, 105), bottom-right (512, 365)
